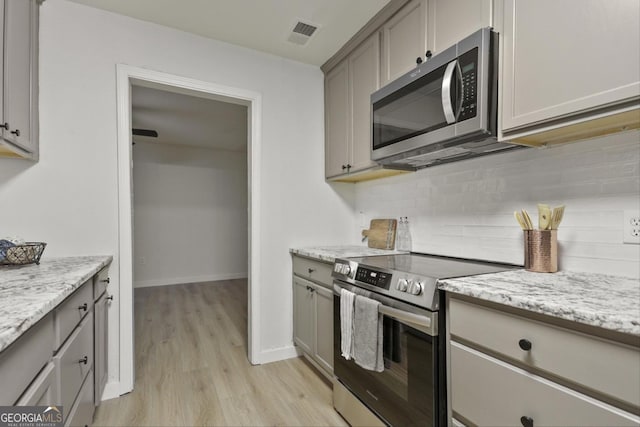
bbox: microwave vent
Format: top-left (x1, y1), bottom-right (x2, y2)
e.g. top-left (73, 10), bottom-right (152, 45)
top-left (288, 21), bottom-right (318, 45)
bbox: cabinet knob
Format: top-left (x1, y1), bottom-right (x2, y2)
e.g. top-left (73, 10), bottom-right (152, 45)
top-left (0, 123), bottom-right (8, 130)
top-left (78, 356), bottom-right (88, 365)
top-left (78, 303), bottom-right (88, 311)
top-left (416, 57), bottom-right (423, 65)
top-left (106, 295), bottom-right (114, 301)
top-left (518, 339), bottom-right (532, 351)
top-left (342, 165), bottom-right (347, 170)
top-left (520, 416), bottom-right (534, 427)
top-left (100, 277), bottom-right (110, 284)
top-left (307, 268), bottom-right (315, 274)
top-left (426, 50), bottom-right (433, 59)
top-left (346, 164), bottom-right (351, 169)
top-left (10, 129), bottom-right (20, 137)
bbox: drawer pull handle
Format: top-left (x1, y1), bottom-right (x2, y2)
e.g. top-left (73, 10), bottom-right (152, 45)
top-left (520, 416), bottom-right (534, 427)
top-left (100, 277), bottom-right (110, 284)
top-left (78, 303), bottom-right (88, 311)
top-left (106, 295), bottom-right (114, 301)
top-left (518, 339), bottom-right (532, 351)
top-left (79, 356), bottom-right (88, 365)
top-left (308, 268), bottom-right (315, 274)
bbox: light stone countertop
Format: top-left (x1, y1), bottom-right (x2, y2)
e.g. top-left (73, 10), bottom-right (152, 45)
top-left (290, 245), bottom-right (407, 263)
top-left (439, 269), bottom-right (640, 337)
top-left (0, 256), bottom-right (113, 353)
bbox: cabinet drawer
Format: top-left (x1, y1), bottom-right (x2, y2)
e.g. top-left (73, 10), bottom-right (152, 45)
top-left (449, 297), bottom-right (640, 408)
top-left (93, 266), bottom-right (109, 300)
top-left (451, 341), bottom-right (640, 426)
top-left (0, 313), bottom-right (53, 405)
top-left (292, 256), bottom-right (333, 287)
top-left (54, 314), bottom-right (93, 412)
top-left (65, 369), bottom-right (94, 427)
top-left (16, 361), bottom-right (59, 406)
top-left (54, 281), bottom-right (93, 349)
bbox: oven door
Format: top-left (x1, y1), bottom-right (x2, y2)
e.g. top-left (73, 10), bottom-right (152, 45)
top-left (333, 281), bottom-right (445, 427)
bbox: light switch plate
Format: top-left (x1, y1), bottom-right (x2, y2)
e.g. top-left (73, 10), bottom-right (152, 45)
top-left (623, 210), bottom-right (640, 244)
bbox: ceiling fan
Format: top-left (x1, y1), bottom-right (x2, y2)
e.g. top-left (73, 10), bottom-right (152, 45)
top-left (132, 128), bottom-right (158, 145)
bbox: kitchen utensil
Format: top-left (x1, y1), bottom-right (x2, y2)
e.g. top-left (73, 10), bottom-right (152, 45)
top-left (551, 205), bottom-right (565, 229)
top-left (362, 219), bottom-right (397, 249)
top-left (521, 209), bottom-right (534, 230)
top-left (514, 211), bottom-right (527, 230)
top-left (538, 204), bottom-right (552, 230)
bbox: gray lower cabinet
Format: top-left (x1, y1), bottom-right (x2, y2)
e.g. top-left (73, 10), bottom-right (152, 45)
top-left (93, 267), bottom-right (110, 406)
top-left (1, 267), bottom-right (110, 426)
top-left (447, 295), bottom-right (640, 426)
top-left (0, 0), bottom-right (39, 159)
top-left (292, 255), bottom-right (334, 378)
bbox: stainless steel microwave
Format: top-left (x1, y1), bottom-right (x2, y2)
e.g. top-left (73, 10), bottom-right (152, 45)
top-left (371, 27), bottom-right (522, 169)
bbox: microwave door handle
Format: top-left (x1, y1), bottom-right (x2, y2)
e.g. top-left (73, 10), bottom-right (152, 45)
top-left (441, 60), bottom-right (459, 124)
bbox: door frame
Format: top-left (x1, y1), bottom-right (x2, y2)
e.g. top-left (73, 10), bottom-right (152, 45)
top-left (115, 64), bottom-right (262, 394)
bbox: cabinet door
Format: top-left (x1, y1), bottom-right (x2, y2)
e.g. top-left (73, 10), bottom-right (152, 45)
top-left (349, 34), bottom-right (380, 173)
top-left (2, 0), bottom-right (37, 152)
top-left (313, 285), bottom-right (334, 374)
top-left (428, 0), bottom-right (492, 55)
top-left (325, 61), bottom-right (350, 178)
top-left (15, 362), bottom-right (59, 407)
top-left (293, 277), bottom-right (314, 355)
top-left (380, 0), bottom-right (427, 86)
top-left (501, 0), bottom-right (640, 132)
top-left (94, 293), bottom-right (109, 406)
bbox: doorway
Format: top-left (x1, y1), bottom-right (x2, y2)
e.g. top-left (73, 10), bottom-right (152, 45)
top-left (116, 65), bottom-right (263, 395)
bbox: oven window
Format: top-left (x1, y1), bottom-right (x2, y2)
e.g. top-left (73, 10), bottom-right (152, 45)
top-left (373, 62), bottom-right (451, 150)
top-left (333, 296), bottom-right (439, 426)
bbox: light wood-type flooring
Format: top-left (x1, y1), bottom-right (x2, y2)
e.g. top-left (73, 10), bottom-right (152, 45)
top-left (93, 280), bottom-right (347, 426)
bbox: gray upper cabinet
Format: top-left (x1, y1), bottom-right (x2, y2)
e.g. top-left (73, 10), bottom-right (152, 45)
top-left (325, 61), bottom-right (350, 178)
top-left (348, 34), bottom-right (379, 174)
top-left (325, 33), bottom-right (381, 179)
top-left (380, 0), bottom-right (427, 86)
top-left (427, 0), bottom-right (492, 55)
top-left (0, 0), bottom-right (39, 160)
top-left (500, 0), bottom-right (640, 137)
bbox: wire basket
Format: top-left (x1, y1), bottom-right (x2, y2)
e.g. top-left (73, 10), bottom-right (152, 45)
top-left (0, 242), bottom-right (47, 266)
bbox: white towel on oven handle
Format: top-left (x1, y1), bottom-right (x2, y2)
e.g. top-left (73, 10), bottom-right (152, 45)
top-left (340, 288), bottom-right (355, 360)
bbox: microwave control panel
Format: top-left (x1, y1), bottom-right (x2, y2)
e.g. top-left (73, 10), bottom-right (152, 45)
top-left (458, 47), bottom-right (478, 121)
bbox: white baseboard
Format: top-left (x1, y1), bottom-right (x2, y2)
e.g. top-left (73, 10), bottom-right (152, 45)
top-left (255, 344), bottom-right (300, 365)
top-left (101, 380), bottom-right (123, 402)
top-left (134, 272), bottom-right (248, 288)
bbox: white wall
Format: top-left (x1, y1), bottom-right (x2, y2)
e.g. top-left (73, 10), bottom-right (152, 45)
top-left (0, 0), bottom-right (356, 393)
top-left (355, 131), bottom-right (640, 278)
top-left (132, 142), bottom-right (248, 287)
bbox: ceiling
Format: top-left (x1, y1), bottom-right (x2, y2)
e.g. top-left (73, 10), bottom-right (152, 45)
top-left (131, 85), bottom-right (248, 151)
top-left (68, 0), bottom-right (390, 65)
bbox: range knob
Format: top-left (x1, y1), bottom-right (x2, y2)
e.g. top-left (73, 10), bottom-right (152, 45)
top-left (408, 280), bottom-right (424, 295)
top-left (397, 279), bottom-right (408, 292)
top-left (342, 264), bottom-right (351, 275)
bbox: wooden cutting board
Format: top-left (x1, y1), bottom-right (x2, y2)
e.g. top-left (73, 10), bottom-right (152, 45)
top-left (362, 219), bottom-right (397, 249)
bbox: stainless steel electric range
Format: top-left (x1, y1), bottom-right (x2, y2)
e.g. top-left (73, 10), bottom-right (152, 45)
top-left (331, 253), bottom-right (516, 426)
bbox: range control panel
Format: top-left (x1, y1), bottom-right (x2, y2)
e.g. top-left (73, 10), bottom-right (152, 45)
top-left (355, 267), bottom-right (391, 290)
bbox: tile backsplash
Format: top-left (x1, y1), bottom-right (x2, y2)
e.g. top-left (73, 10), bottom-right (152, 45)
top-left (354, 131), bottom-right (640, 278)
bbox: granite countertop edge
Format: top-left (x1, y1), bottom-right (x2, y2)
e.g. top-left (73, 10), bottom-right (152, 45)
top-left (290, 245), bottom-right (407, 263)
top-left (438, 270), bottom-right (640, 337)
top-left (0, 256), bottom-right (113, 353)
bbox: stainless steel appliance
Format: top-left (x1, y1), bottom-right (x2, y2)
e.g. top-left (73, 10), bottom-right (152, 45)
top-left (332, 253), bottom-right (516, 426)
top-left (371, 27), bottom-right (523, 170)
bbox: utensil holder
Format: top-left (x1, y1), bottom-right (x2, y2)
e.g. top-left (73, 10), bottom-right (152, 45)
top-left (524, 230), bottom-right (557, 273)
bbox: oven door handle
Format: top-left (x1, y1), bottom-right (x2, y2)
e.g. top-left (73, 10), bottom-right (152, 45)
top-left (334, 283), bottom-right (437, 335)
top-left (378, 304), bottom-right (432, 332)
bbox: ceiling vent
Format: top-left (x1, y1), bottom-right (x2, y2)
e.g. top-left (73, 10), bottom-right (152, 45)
top-left (287, 20), bottom-right (319, 46)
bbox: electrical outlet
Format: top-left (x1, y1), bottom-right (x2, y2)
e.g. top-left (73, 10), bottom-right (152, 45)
top-left (623, 211), bottom-right (640, 244)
